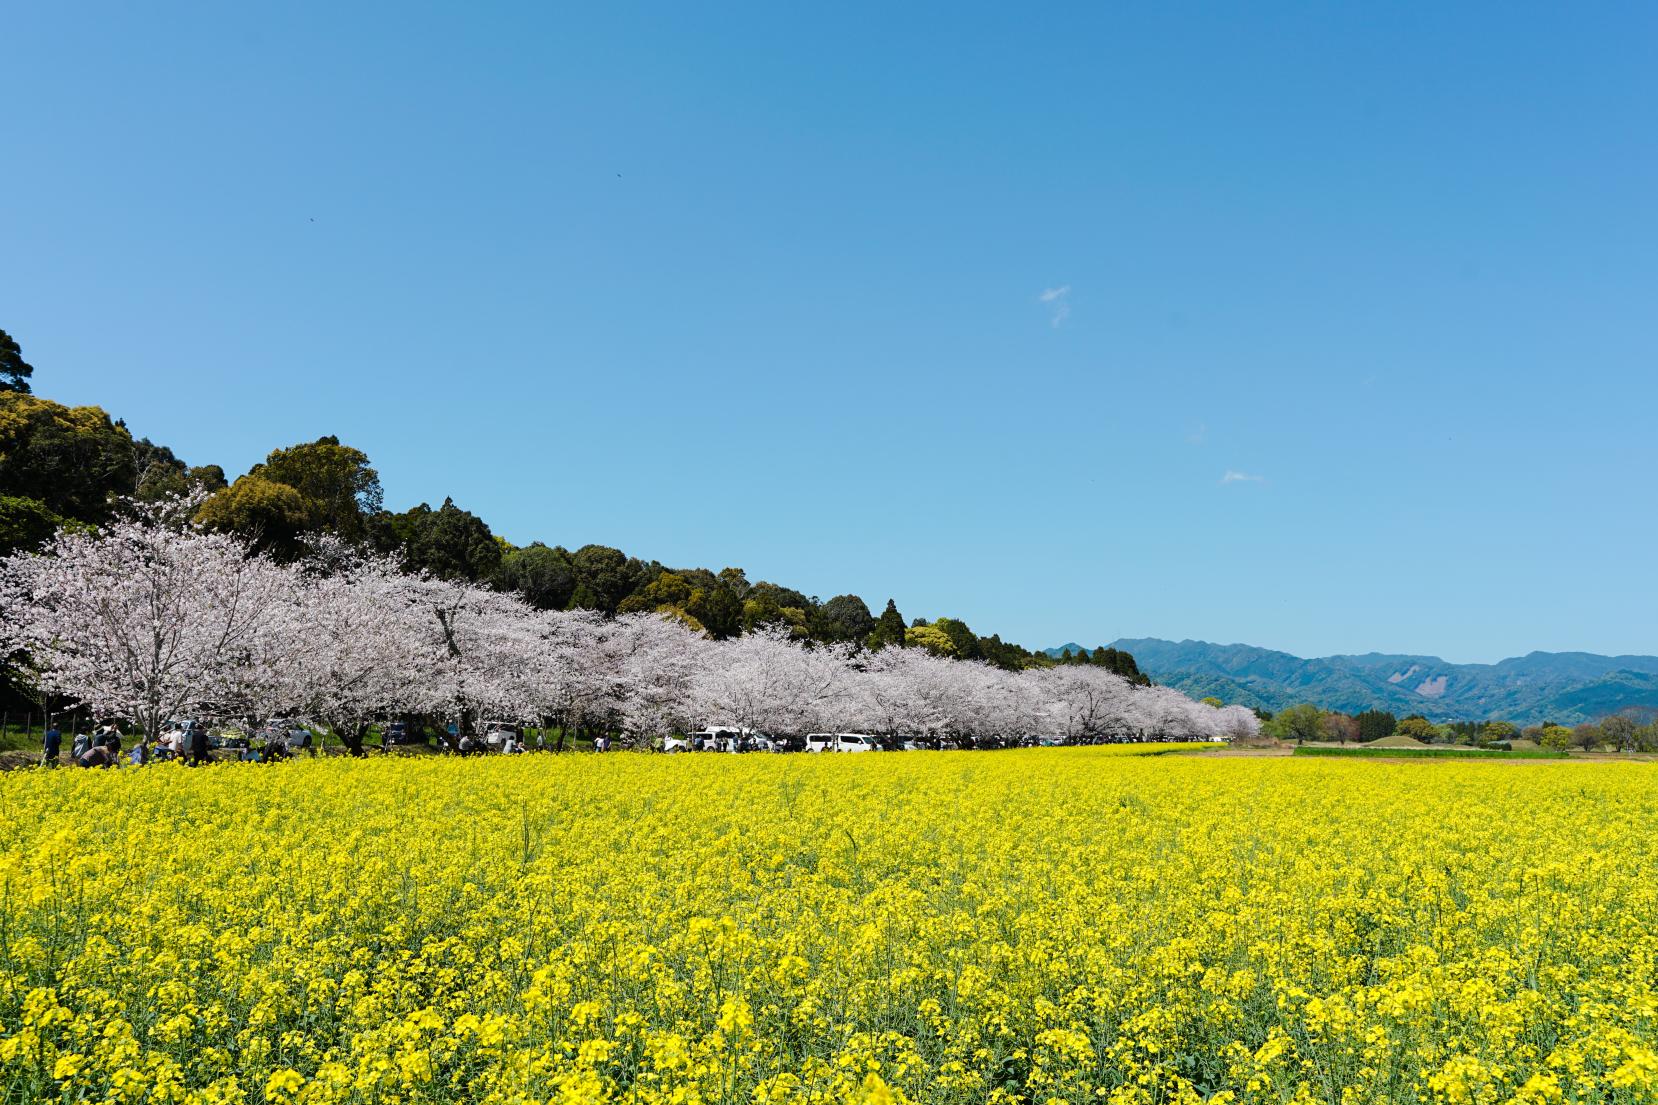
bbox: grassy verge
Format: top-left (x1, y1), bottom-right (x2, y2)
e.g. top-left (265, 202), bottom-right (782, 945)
top-left (1293, 746), bottom-right (1569, 761)
top-left (0, 723), bottom-right (47, 754)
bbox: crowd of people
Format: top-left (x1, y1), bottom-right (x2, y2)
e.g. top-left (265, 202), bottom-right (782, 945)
top-left (36, 717), bottom-right (613, 766)
top-left (36, 720), bottom-right (307, 768)
top-left (40, 722), bottom-right (129, 768)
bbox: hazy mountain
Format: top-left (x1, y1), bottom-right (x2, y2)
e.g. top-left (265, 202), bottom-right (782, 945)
top-left (1047, 639), bottom-right (1658, 725)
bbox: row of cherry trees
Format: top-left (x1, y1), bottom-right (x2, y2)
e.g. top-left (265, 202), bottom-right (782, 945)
top-left (0, 500), bottom-right (1259, 753)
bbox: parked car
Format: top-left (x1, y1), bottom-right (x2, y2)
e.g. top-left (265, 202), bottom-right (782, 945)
top-left (665, 728), bottom-right (779, 752)
top-left (166, 718), bottom-right (243, 750)
top-left (728, 731), bottom-right (778, 753)
top-left (685, 726), bottom-right (765, 752)
top-left (480, 721), bottom-right (519, 750)
top-left (257, 718), bottom-right (314, 754)
top-left (806, 733), bottom-right (877, 753)
top-left (162, 718), bottom-right (200, 743)
top-left (294, 726), bottom-right (317, 753)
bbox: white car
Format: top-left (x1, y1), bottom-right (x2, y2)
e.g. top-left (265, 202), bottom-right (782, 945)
top-left (688, 726), bottom-right (765, 752)
top-left (161, 718), bottom-right (202, 742)
top-left (480, 722), bottom-right (519, 750)
top-left (806, 733), bottom-right (877, 753)
top-left (258, 718), bottom-right (315, 754)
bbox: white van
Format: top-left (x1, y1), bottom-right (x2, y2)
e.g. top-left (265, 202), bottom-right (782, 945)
top-left (805, 733), bottom-right (877, 753)
top-left (684, 726), bottom-right (769, 752)
top-left (480, 721), bottom-right (519, 750)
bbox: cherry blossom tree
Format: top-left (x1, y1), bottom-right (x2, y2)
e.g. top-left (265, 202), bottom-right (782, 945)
top-left (692, 627), bottom-right (856, 738)
top-left (1033, 665), bottom-right (1136, 743)
top-left (1215, 704), bottom-right (1261, 741)
top-left (509, 608), bottom-right (630, 750)
top-left (392, 574), bottom-right (538, 745)
top-left (850, 647), bottom-right (939, 740)
top-left (277, 544), bottom-right (437, 754)
top-left (0, 496), bottom-right (296, 754)
top-left (1, 499), bottom-right (1249, 756)
top-left (612, 612), bottom-right (710, 745)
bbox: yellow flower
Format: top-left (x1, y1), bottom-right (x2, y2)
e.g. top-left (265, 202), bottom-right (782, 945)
top-left (0, 750), bottom-right (1654, 1105)
top-left (262, 1068), bottom-right (305, 1102)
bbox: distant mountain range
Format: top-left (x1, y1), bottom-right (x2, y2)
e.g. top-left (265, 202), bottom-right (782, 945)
top-left (1045, 639), bottom-right (1658, 725)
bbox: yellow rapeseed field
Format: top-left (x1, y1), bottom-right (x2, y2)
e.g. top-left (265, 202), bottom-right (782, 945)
top-left (2, 749), bottom-right (1656, 1105)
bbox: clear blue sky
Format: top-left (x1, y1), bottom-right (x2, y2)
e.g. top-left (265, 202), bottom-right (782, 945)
top-left (5, 3), bottom-right (1655, 663)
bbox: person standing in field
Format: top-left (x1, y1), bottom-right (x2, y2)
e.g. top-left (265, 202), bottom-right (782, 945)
top-left (188, 723), bottom-right (209, 766)
top-left (42, 722), bottom-right (62, 766)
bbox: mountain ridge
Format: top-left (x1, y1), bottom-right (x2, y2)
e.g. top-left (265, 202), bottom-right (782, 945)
top-left (1044, 639), bottom-right (1658, 725)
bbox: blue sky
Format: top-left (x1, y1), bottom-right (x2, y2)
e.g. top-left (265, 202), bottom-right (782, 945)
top-left (4, 3), bottom-right (1655, 663)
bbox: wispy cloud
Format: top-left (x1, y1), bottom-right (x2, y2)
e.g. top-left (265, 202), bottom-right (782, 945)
top-left (1038, 285), bottom-right (1071, 327)
top-left (1186, 422), bottom-right (1207, 446)
top-left (1221, 470), bottom-right (1265, 484)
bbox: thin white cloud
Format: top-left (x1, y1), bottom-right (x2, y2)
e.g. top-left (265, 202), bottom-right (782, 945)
top-left (1186, 422), bottom-right (1207, 446)
top-left (1038, 285), bottom-right (1071, 327)
top-left (1221, 470), bottom-right (1265, 484)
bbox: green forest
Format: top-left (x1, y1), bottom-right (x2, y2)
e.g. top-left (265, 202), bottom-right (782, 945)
top-left (0, 327), bottom-right (1148, 680)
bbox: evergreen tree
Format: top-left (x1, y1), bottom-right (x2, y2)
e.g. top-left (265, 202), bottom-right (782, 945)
top-left (867, 598), bottom-right (907, 650)
top-left (815, 594), bottom-right (876, 644)
top-left (0, 329), bottom-right (34, 394)
top-left (934, 617), bottom-right (983, 661)
top-left (1355, 710), bottom-right (1397, 742)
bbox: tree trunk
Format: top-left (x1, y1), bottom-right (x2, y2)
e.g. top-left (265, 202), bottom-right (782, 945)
top-left (141, 705), bottom-right (161, 763)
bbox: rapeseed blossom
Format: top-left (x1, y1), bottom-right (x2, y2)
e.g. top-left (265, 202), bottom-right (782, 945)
top-left (1, 749), bottom-right (1655, 1103)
